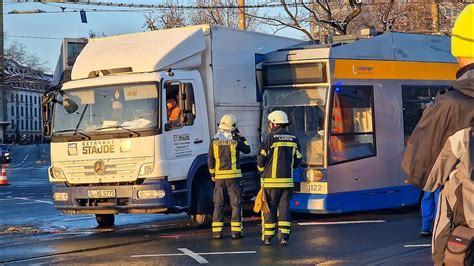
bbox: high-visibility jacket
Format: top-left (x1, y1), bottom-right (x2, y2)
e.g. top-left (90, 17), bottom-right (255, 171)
top-left (208, 131), bottom-right (251, 179)
top-left (257, 127), bottom-right (302, 188)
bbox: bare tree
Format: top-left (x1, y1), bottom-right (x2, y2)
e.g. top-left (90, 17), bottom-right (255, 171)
top-left (243, 0), bottom-right (362, 40)
top-left (189, 0), bottom-right (258, 30)
top-left (4, 41), bottom-right (49, 73)
top-left (142, 0), bottom-right (186, 30)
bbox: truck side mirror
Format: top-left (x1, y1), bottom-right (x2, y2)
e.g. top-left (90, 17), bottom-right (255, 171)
top-left (63, 98), bottom-right (79, 114)
top-left (164, 123), bottom-right (171, 131)
top-left (41, 94), bottom-right (55, 136)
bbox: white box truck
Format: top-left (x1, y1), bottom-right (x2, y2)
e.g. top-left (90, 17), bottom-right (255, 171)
top-left (43, 25), bottom-right (300, 226)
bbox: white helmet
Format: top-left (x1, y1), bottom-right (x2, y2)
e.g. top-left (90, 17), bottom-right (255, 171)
top-left (268, 110), bottom-right (289, 124)
top-left (218, 114), bottom-right (238, 131)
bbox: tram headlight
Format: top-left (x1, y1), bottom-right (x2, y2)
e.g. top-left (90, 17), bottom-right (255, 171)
top-left (305, 169), bottom-right (325, 182)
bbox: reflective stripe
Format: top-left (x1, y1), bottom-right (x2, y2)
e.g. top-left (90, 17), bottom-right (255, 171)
top-left (278, 221), bottom-right (291, 226)
top-left (216, 169), bottom-right (242, 175)
top-left (230, 144), bottom-right (237, 171)
top-left (261, 178), bottom-right (293, 183)
top-left (262, 183), bottom-right (294, 188)
top-left (264, 230), bottom-right (275, 236)
top-left (209, 168), bottom-right (215, 174)
top-left (212, 227), bottom-right (223, 232)
top-left (271, 147), bottom-right (279, 177)
top-left (271, 142), bottom-right (297, 148)
top-left (231, 222), bottom-right (241, 227)
top-left (214, 173), bottom-right (242, 179)
top-left (257, 166), bottom-right (265, 172)
top-left (244, 140), bottom-right (249, 145)
top-left (264, 223), bottom-right (276, 229)
top-left (213, 142), bottom-right (220, 172)
top-left (279, 228), bottom-right (290, 234)
top-left (212, 222), bottom-right (224, 227)
top-left (260, 149), bottom-right (267, 156)
top-left (296, 149), bottom-right (303, 159)
top-left (231, 227), bottom-right (242, 232)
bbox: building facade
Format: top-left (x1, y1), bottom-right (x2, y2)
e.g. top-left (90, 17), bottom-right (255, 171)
top-left (3, 59), bottom-right (52, 144)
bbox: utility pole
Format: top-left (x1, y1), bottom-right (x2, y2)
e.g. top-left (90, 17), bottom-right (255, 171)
top-left (0, 0), bottom-right (5, 143)
top-left (309, 0), bottom-right (316, 39)
top-left (238, 0), bottom-right (245, 30)
top-left (431, 0), bottom-right (440, 32)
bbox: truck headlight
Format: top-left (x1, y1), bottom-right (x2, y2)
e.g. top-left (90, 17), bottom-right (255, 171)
top-left (50, 167), bottom-right (66, 179)
top-left (138, 190), bottom-right (166, 199)
top-left (305, 169), bottom-right (325, 182)
top-left (53, 192), bottom-right (69, 201)
top-left (139, 163), bottom-right (154, 176)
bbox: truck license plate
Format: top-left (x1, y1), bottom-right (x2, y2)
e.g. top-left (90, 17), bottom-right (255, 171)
top-left (87, 190), bottom-right (116, 198)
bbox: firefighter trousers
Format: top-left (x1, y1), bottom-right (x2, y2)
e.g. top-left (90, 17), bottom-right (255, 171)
top-left (212, 179), bottom-right (243, 234)
top-left (262, 188), bottom-right (292, 241)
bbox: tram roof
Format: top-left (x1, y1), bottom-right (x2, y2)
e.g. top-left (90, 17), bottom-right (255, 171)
top-left (266, 32), bottom-right (456, 64)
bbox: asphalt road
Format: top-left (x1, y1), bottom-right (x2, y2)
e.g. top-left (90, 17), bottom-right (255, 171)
top-left (0, 145), bottom-right (434, 265)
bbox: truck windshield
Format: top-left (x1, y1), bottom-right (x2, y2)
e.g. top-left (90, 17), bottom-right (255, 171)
top-left (262, 87), bottom-right (327, 166)
top-left (53, 83), bottom-right (159, 135)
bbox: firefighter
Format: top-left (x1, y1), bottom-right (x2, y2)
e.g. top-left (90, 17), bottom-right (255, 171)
top-left (257, 110), bottom-right (302, 245)
top-left (208, 114), bottom-right (251, 239)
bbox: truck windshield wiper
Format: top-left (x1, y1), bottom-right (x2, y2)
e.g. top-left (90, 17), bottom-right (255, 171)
top-left (95, 126), bottom-right (141, 137)
top-left (54, 129), bottom-right (91, 140)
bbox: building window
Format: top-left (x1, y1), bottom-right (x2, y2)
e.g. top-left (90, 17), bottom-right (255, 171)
top-left (26, 120), bottom-right (28, 130)
top-left (21, 120), bottom-right (24, 130)
top-left (21, 107), bottom-right (24, 116)
top-left (21, 95), bottom-right (23, 102)
top-left (35, 121), bottom-right (38, 130)
top-left (11, 120), bottom-right (15, 130)
top-left (34, 108), bottom-right (37, 117)
top-left (11, 94), bottom-right (14, 102)
top-left (16, 94), bottom-right (19, 102)
top-left (30, 95), bottom-right (32, 103)
top-left (11, 106), bottom-right (14, 116)
top-left (329, 85), bottom-right (376, 165)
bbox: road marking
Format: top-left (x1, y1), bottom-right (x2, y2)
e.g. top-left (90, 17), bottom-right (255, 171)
top-left (62, 216), bottom-right (94, 222)
top-left (131, 249), bottom-right (257, 264)
top-left (15, 201), bottom-right (46, 205)
top-left (178, 248), bottom-right (209, 264)
top-left (13, 197), bottom-right (53, 205)
top-left (298, 220), bottom-right (386, 226)
top-left (404, 244), bottom-right (431, 248)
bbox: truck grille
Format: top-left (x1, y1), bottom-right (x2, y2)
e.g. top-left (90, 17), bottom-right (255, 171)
top-left (60, 157), bottom-right (147, 184)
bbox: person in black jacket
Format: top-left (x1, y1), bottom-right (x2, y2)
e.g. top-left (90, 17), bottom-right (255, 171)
top-left (402, 5), bottom-right (474, 265)
top-left (257, 110), bottom-right (302, 245)
top-left (208, 114), bottom-right (251, 239)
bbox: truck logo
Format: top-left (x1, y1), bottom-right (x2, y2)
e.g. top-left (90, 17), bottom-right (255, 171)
top-left (82, 140), bottom-right (115, 154)
top-left (94, 160), bottom-right (107, 175)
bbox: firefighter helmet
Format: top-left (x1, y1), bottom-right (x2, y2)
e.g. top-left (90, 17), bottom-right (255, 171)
top-left (268, 110), bottom-right (289, 124)
top-left (218, 114), bottom-right (238, 131)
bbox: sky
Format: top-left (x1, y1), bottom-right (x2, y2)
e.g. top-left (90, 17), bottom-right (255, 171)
top-left (4, 1), bottom-right (302, 73)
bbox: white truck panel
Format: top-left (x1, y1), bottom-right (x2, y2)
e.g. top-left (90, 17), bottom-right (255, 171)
top-left (71, 26), bottom-right (207, 80)
top-left (208, 27), bottom-right (301, 156)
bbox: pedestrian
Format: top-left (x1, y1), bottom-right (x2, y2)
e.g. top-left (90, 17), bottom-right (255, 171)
top-left (257, 110), bottom-right (302, 245)
top-left (208, 114), bottom-right (251, 239)
top-left (401, 4), bottom-right (474, 265)
top-left (420, 188), bottom-right (440, 237)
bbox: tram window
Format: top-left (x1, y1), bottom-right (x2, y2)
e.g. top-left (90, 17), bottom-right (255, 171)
top-left (402, 85), bottom-right (444, 144)
top-left (329, 86), bottom-right (375, 165)
top-left (263, 62), bottom-right (327, 86)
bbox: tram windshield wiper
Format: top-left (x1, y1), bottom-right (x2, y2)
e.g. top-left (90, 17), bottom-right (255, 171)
top-left (95, 126), bottom-right (141, 137)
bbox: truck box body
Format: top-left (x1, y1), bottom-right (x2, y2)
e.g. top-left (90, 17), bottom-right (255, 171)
top-left (70, 25), bottom-right (301, 156)
top-left (47, 25), bottom-right (301, 218)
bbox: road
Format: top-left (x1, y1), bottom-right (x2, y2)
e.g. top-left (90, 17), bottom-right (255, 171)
top-left (0, 145), bottom-right (434, 265)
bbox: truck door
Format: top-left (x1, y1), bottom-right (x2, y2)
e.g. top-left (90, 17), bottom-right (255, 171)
top-left (163, 80), bottom-right (206, 180)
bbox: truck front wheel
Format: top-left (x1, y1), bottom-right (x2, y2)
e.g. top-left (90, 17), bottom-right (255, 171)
top-left (190, 170), bottom-right (214, 227)
top-left (95, 214), bottom-right (115, 227)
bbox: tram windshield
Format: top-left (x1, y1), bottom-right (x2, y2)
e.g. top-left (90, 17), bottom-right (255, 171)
top-left (262, 87), bottom-right (327, 166)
